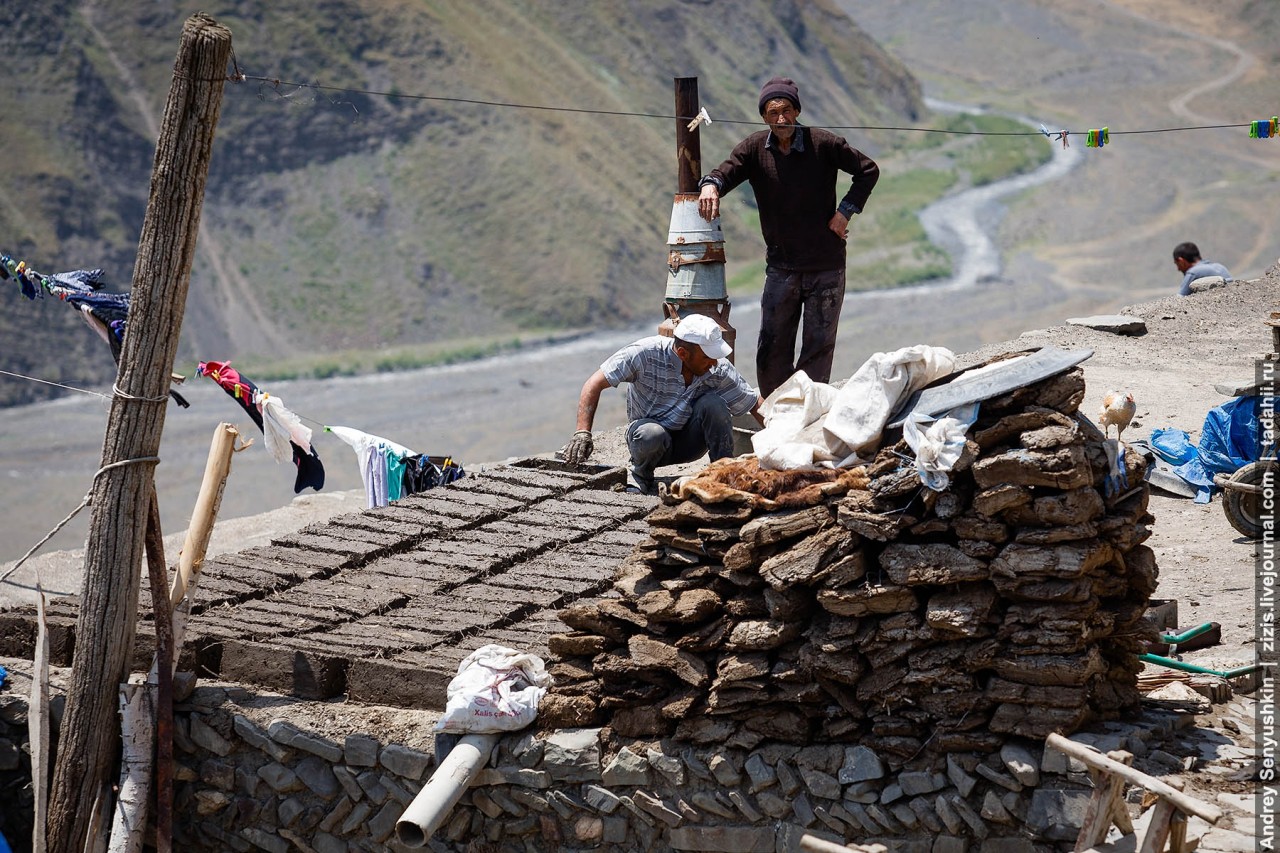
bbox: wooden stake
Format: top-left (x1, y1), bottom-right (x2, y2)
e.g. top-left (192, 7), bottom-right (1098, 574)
top-left (170, 423), bottom-right (239, 609)
top-left (45, 15), bottom-right (231, 853)
top-left (144, 493), bottom-right (173, 853)
top-left (30, 578), bottom-right (50, 853)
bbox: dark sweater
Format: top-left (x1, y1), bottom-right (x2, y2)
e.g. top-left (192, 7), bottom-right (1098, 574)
top-left (705, 126), bottom-right (879, 272)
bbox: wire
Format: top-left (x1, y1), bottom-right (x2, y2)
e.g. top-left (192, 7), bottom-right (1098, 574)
top-left (0, 368), bottom-right (111, 399)
top-left (0, 456), bottom-right (162, 584)
top-left (226, 72), bottom-right (1259, 138)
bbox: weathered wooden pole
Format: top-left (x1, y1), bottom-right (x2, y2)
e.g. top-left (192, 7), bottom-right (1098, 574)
top-left (45, 15), bottom-right (231, 853)
top-left (674, 77), bottom-right (702, 193)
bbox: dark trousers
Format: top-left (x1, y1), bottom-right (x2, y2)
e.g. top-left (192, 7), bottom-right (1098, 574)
top-left (625, 394), bottom-right (733, 491)
top-left (757, 265), bottom-right (846, 398)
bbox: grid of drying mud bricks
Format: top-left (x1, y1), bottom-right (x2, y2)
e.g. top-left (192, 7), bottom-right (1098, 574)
top-left (0, 463), bottom-right (656, 708)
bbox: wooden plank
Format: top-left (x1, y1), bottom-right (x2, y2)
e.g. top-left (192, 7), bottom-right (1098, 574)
top-left (1045, 734), bottom-right (1222, 824)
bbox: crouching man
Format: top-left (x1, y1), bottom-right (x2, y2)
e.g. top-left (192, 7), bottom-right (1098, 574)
top-left (563, 314), bottom-right (765, 494)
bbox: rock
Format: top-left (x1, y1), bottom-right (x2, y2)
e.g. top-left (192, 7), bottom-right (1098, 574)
top-left (709, 753), bottom-right (742, 787)
top-left (760, 526), bottom-right (856, 588)
top-left (744, 753), bottom-right (777, 792)
top-left (379, 743), bottom-right (432, 781)
top-left (802, 768), bottom-right (842, 801)
top-left (647, 748), bottom-right (686, 786)
top-left (881, 542), bottom-right (989, 585)
top-left (233, 715), bottom-right (290, 762)
top-left (1065, 314), bottom-right (1147, 335)
top-left (899, 770), bottom-right (947, 796)
top-left (818, 584), bottom-right (918, 617)
top-left (267, 720), bottom-right (342, 763)
top-left (926, 585), bottom-right (998, 636)
top-left (189, 715), bottom-right (233, 757)
top-left (835, 747), bottom-right (883, 788)
top-left (972, 445), bottom-right (1092, 490)
top-left (1000, 743), bottom-right (1041, 786)
top-left (626, 635), bottom-right (711, 686)
top-left (602, 746), bottom-right (650, 786)
top-left (635, 588), bottom-right (722, 624)
top-left (584, 784), bottom-right (622, 814)
top-left (343, 733), bottom-right (379, 767)
top-left (257, 762), bottom-right (303, 794)
top-left (542, 728), bottom-right (603, 783)
top-left (573, 814), bottom-right (604, 844)
top-left (1027, 788), bottom-right (1093, 840)
top-left (295, 756), bottom-right (340, 799)
top-left (367, 801), bottom-right (402, 843)
top-left (946, 754), bottom-right (977, 797)
top-left (667, 825), bottom-right (774, 852)
top-left (240, 828), bottom-right (289, 853)
top-left (981, 790), bottom-right (1013, 823)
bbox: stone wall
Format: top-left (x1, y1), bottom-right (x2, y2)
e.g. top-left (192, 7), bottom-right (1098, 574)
top-left (0, 684), bottom-right (1198, 853)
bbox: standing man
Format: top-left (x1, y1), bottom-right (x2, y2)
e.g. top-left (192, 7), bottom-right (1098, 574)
top-left (1173, 241), bottom-right (1233, 296)
top-left (698, 76), bottom-right (879, 398)
top-left (563, 314), bottom-right (764, 494)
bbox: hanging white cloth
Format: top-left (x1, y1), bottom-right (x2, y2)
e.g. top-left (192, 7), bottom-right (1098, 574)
top-left (253, 392), bottom-right (313, 465)
top-left (902, 403), bottom-right (979, 491)
top-left (327, 425), bottom-right (416, 508)
top-left (753, 345), bottom-right (957, 470)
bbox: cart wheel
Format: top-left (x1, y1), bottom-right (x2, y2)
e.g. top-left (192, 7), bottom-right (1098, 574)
top-left (1222, 462), bottom-right (1277, 539)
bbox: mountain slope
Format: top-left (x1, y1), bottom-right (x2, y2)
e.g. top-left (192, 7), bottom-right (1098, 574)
top-left (0, 0), bottom-right (923, 405)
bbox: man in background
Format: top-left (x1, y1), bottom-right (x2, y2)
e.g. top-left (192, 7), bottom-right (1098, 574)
top-left (697, 76), bottom-right (879, 397)
top-left (1174, 241), bottom-right (1232, 296)
top-left (563, 315), bottom-right (763, 494)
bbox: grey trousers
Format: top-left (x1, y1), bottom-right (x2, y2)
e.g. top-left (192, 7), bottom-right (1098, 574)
top-left (626, 394), bottom-right (734, 491)
top-left (757, 265), bottom-right (846, 398)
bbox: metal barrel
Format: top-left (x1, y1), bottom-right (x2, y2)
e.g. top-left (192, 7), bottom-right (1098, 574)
top-left (665, 192), bottom-right (727, 302)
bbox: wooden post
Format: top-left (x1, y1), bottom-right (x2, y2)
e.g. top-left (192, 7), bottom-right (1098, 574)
top-left (675, 77), bottom-right (702, 193)
top-left (144, 493), bottom-right (174, 853)
top-left (45, 15), bottom-right (231, 853)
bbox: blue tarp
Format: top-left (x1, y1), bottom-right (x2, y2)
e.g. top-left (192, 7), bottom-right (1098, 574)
top-left (1150, 396), bottom-right (1261, 502)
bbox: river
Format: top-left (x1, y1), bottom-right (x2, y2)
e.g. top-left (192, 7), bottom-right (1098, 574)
top-left (0, 107), bottom-right (1090, 567)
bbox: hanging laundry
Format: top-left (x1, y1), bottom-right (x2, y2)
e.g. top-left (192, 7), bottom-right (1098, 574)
top-left (3, 252), bottom-right (189, 407)
top-left (196, 360), bottom-right (325, 493)
top-left (402, 454), bottom-right (466, 494)
top-left (326, 425), bottom-right (420, 508)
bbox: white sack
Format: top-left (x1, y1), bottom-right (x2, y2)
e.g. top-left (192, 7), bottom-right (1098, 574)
top-left (436, 645), bottom-right (553, 734)
top-left (754, 345), bottom-right (957, 470)
top-left (903, 403), bottom-right (978, 491)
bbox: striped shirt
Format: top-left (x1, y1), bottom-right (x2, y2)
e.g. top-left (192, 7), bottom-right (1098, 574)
top-left (601, 336), bottom-right (758, 431)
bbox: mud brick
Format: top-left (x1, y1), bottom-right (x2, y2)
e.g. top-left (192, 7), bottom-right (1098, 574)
top-left (272, 579), bottom-right (410, 615)
top-left (215, 545), bottom-right (350, 577)
top-left (455, 583), bottom-right (565, 611)
top-left (193, 607), bottom-right (327, 640)
top-left (486, 565), bottom-right (608, 598)
top-left (520, 552), bottom-right (621, 583)
top-left (445, 534), bottom-right (532, 562)
top-left (199, 560), bottom-right (296, 593)
top-left (479, 519), bottom-right (584, 545)
top-left (382, 495), bottom-right (496, 523)
top-left (334, 515), bottom-right (430, 539)
top-left (129, 621), bottom-right (201, 672)
top-left (590, 529), bottom-right (651, 548)
top-left (193, 575), bottom-right (263, 600)
top-left (456, 629), bottom-right (552, 658)
top-left (446, 475), bottom-right (556, 503)
top-left (316, 524), bottom-right (408, 551)
top-left (409, 549), bottom-right (496, 573)
top-left (219, 638), bottom-right (347, 699)
top-left (398, 594), bottom-right (513, 626)
top-left (535, 498), bottom-right (630, 522)
top-left (355, 556), bottom-right (444, 589)
top-left (271, 531), bottom-right (389, 561)
top-left (400, 490), bottom-right (522, 516)
top-left (370, 503), bottom-right (474, 530)
top-left (561, 488), bottom-right (654, 512)
top-left (478, 466), bottom-right (585, 492)
top-left (0, 610), bottom-right (76, 664)
top-left (346, 651), bottom-right (459, 708)
top-left (336, 616), bottom-right (453, 651)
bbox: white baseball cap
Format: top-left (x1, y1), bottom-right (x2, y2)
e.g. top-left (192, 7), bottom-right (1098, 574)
top-left (674, 314), bottom-right (732, 359)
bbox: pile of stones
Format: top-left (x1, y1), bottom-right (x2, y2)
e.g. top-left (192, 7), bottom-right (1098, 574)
top-left (541, 364), bottom-right (1157, 763)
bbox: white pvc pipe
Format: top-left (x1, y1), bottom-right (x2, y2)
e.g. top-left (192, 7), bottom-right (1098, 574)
top-left (395, 733), bottom-right (500, 848)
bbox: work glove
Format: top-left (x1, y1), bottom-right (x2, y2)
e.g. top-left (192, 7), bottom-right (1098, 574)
top-left (563, 430), bottom-right (594, 465)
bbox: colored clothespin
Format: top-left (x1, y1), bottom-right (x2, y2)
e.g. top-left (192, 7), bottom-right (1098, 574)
top-left (1251, 117), bottom-right (1279, 139)
top-left (1085, 127), bottom-right (1109, 148)
top-left (1038, 124), bottom-right (1052, 139)
top-left (1058, 130), bottom-right (1070, 149)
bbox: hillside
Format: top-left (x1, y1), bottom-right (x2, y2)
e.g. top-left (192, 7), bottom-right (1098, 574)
top-left (0, 0), bottom-right (924, 406)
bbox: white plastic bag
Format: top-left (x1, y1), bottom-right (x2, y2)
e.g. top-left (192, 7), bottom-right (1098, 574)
top-left (435, 645), bottom-right (553, 733)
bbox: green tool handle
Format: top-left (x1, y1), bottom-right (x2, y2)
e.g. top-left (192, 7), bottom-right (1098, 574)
top-left (1158, 622), bottom-right (1216, 644)
top-left (1139, 653), bottom-right (1263, 679)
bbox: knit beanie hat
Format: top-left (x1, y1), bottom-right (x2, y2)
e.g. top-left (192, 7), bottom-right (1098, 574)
top-left (758, 76), bottom-right (801, 115)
